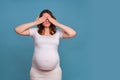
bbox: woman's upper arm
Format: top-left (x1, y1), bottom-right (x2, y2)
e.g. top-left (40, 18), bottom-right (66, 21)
top-left (58, 29), bottom-right (76, 38)
top-left (15, 28), bottom-right (34, 36)
top-left (15, 29), bottom-right (30, 36)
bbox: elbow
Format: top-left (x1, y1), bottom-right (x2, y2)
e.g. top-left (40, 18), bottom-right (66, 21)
top-left (15, 27), bottom-right (21, 34)
top-left (15, 28), bottom-right (18, 33)
top-left (70, 31), bottom-right (77, 37)
top-left (73, 31), bottom-right (77, 37)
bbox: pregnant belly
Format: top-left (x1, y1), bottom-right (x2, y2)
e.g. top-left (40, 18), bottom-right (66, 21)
top-left (32, 50), bottom-right (59, 71)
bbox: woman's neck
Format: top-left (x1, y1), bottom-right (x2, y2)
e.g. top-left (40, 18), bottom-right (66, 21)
top-left (44, 27), bottom-right (50, 35)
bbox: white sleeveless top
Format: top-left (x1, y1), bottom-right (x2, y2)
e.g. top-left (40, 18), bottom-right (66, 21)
top-left (29, 28), bottom-right (63, 71)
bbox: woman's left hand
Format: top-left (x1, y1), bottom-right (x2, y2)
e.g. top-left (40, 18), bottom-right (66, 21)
top-left (47, 16), bottom-right (60, 26)
top-left (46, 15), bottom-right (76, 38)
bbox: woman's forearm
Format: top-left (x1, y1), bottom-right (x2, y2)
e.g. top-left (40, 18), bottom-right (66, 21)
top-left (57, 23), bottom-right (76, 37)
top-left (47, 16), bottom-right (76, 37)
top-left (15, 21), bottom-right (37, 33)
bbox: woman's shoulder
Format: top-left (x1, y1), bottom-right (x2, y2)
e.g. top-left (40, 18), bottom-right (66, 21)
top-left (56, 29), bottom-right (64, 38)
top-left (29, 27), bottom-right (38, 36)
top-left (56, 29), bottom-right (64, 33)
top-left (30, 27), bottom-right (38, 31)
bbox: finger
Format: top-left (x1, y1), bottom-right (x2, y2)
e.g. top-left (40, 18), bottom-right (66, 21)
top-left (36, 16), bottom-right (40, 19)
top-left (47, 16), bottom-right (51, 20)
top-left (43, 16), bottom-right (47, 20)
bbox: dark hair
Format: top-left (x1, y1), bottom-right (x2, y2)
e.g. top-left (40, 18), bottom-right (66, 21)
top-left (37, 9), bottom-right (56, 35)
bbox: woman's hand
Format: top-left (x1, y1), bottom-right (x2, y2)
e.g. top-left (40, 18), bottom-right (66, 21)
top-left (46, 15), bottom-right (76, 38)
top-left (47, 16), bottom-right (60, 26)
top-left (34, 16), bottom-right (47, 25)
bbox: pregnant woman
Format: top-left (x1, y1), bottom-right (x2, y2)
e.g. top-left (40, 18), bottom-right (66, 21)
top-left (15, 9), bottom-right (76, 80)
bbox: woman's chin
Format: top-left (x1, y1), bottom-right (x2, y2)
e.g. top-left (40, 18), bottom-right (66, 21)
top-left (43, 24), bottom-right (51, 28)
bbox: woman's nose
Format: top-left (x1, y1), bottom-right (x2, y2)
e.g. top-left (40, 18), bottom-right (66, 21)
top-left (45, 19), bottom-right (49, 22)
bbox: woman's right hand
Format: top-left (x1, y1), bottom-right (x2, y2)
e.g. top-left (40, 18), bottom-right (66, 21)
top-left (34, 16), bottom-right (47, 25)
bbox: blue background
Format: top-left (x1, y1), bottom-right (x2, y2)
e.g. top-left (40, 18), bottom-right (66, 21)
top-left (0, 0), bottom-right (120, 80)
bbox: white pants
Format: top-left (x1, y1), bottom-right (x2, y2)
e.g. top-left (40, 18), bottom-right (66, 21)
top-left (30, 64), bottom-right (62, 80)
